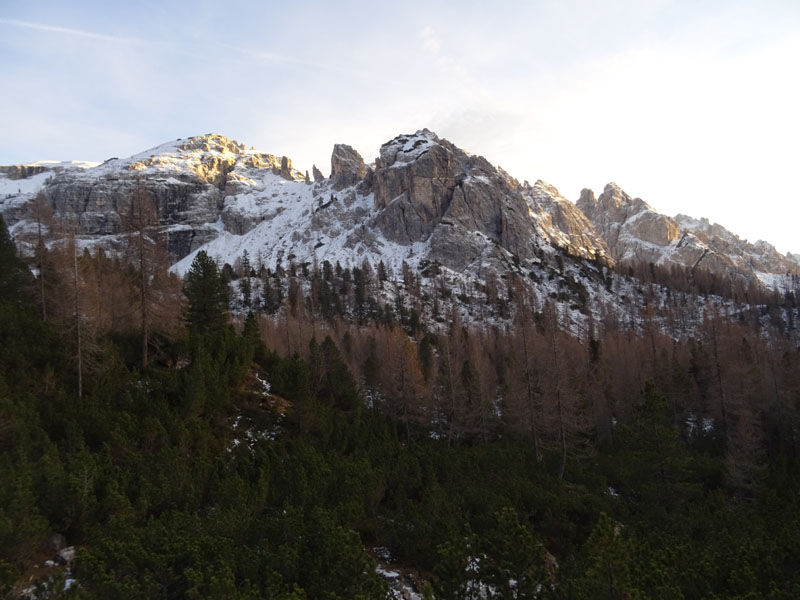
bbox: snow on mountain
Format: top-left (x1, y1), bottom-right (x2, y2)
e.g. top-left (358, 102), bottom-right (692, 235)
top-left (522, 180), bottom-right (611, 264)
top-left (577, 184), bottom-right (799, 287)
top-left (1, 130), bottom-right (797, 340)
top-left (0, 169), bottom-right (53, 198)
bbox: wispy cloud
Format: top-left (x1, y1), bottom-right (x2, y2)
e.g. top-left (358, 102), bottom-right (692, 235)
top-left (213, 41), bottom-right (402, 86)
top-left (215, 42), bottom-right (340, 74)
top-left (0, 18), bottom-right (147, 44)
top-left (419, 26), bottom-right (442, 55)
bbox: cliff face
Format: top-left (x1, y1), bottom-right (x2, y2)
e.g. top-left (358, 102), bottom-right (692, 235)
top-left (523, 181), bottom-right (612, 265)
top-left (368, 130), bottom-right (543, 270)
top-left (0, 165), bottom-right (51, 180)
top-left (1, 134), bottom-right (307, 261)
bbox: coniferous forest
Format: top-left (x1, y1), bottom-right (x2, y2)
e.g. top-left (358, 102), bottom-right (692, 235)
top-left (1, 213), bottom-right (800, 599)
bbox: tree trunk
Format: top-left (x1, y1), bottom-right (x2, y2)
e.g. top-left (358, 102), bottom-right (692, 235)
top-left (521, 321), bottom-right (541, 462)
top-left (37, 218), bottom-right (46, 321)
top-left (139, 226), bottom-right (149, 369)
top-left (73, 239), bottom-right (82, 399)
top-left (547, 304), bottom-right (567, 479)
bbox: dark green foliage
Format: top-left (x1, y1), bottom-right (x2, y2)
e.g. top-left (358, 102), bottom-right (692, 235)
top-left (184, 250), bottom-right (230, 341)
top-left (1, 209), bottom-right (799, 598)
top-left (0, 214), bottom-right (33, 304)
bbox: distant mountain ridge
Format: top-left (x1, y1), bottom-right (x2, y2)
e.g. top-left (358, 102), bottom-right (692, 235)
top-left (1, 130), bottom-right (797, 324)
top-left (577, 182), bottom-right (799, 288)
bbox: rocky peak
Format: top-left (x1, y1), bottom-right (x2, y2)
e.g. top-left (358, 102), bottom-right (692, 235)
top-left (177, 133), bottom-right (248, 155)
top-left (579, 182), bottom-right (680, 259)
top-left (376, 129), bottom-right (441, 167)
top-left (674, 214), bottom-right (800, 275)
top-left (330, 144), bottom-right (366, 190)
top-left (523, 181), bottom-right (612, 264)
top-left (280, 156), bottom-right (293, 180)
top-left (577, 188), bottom-right (596, 209)
top-left (596, 182), bottom-right (649, 215)
top-left (367, 130), bottom-right (540, 269)
top-left (312, 164), bottom-right (324, 182)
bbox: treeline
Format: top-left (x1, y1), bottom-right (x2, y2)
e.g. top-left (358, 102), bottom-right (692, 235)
top-left (2, 215), bottom-right (800, 598)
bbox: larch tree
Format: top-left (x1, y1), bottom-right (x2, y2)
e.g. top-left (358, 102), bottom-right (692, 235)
top-left (29, 192), bottom-right (54, 320)
top-left (122, 182), bottom-right (162, 368)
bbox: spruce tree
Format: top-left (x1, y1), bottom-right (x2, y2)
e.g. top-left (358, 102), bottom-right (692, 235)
top-left (0, 215), bottom-right (31, 304)
top-left (184, 250), bottom-right (230, 341)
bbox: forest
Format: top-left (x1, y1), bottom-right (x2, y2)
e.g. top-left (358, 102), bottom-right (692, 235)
top-left (1, 212), bottom-right (799, 599)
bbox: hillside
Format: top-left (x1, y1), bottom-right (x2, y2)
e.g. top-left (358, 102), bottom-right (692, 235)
top-left (1, 131), bottom-right (800, 598)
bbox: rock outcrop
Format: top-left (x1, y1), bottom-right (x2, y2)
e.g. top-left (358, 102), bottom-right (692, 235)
top-left (577, 182), bottom-right (799, 286)
top-left (367, 130), bottom-right (550, 270)
top-left (312, 164), bottom-right (324, 182)
top-left (0, 134), bottom-right (308, 262)
top-left (577, 182), bottom-right (680, 261)
top-left (330, 144), bottom-right (366, 189)
top-left (675, 215), bottom-right (800, 275)
top-left (280, 156), bottom-right (293, 180)
top-left (0, 165), bottom-right (50, 180)
top-left (523, 181), bottom-right (612, 265)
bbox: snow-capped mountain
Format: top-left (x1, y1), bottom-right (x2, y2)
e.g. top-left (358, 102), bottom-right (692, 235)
top-left (1, 130), bottom-right (797, 334)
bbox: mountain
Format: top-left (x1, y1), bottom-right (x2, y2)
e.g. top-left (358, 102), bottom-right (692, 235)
top-left (4, 132), bottom-right (800, 600)
top-left (577, 183), bottom-right (799, 291)
top-left (2, 130), bottom-right (798, 335)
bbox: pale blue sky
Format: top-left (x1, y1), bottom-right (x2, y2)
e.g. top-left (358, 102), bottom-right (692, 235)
top-left (1, 1), bottom-right (798, 253)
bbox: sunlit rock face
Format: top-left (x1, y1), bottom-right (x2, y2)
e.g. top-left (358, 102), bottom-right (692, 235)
top-left (577, 182), bottom-right (680, 260)
top-left (674, 215), bottom-right (800, 275)
top-left (577, 182), bottom-right (799, 286)
top-left (523, 181), bottom-right (612, 265)
top-left (0, 165), bottom-right (51, 180)
top-left (0, 134), bottom-right (312, 261)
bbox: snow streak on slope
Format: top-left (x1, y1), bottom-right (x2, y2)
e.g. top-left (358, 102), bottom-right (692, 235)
top-left (172, 174), bottom-right (430, 277)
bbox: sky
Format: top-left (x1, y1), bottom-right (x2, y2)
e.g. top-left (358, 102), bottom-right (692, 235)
top-left (1, 0), bottom-right (798, 254)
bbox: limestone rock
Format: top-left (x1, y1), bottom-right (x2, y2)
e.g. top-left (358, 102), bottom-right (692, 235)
top-left (0, 164), bottom-right (50, 180)
top-left (575, 182), bottom-right (800, 286)
top-left (370, 130), bottom-right (545, 270)
top-left (524, 181), bottom-right (612, 264)
top-left (330, 144), bottom-right (366, 189)
top-left (675, 214), bottom-right (800, 275)
top-left (280, 156), bottom-right (292, 180)
top-left (578, 182), bottom-right (679, 262)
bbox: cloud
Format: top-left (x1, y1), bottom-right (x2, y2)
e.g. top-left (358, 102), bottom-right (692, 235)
top-left (419, 26), bottom-right (442, 55)
top-left (0, 18), bottom-right (148, 44)
top-left (213, 42), bottom-right (380, 81)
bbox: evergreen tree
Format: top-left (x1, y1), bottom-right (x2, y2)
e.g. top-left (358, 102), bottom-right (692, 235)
top-left (0, 215), bottom-right (31, 304)
top-left (184, 250), bottom-right (230, 341)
